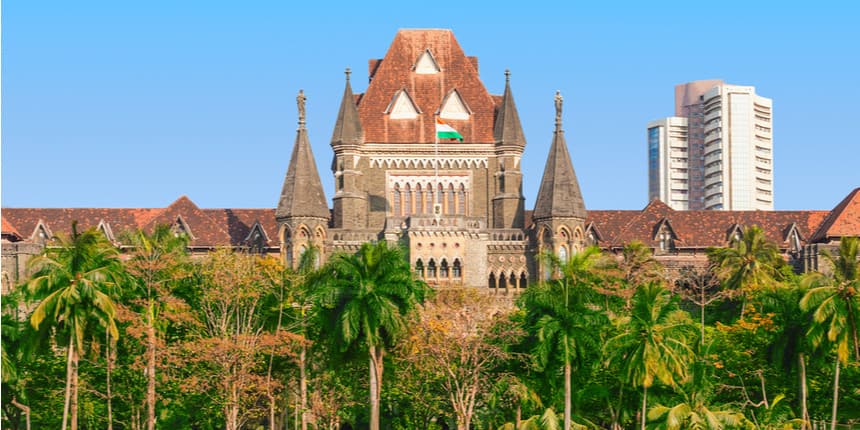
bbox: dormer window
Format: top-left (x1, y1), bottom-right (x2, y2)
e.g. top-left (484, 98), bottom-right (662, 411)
top-left (386, 89), bottom-right (420, 119)
top-left (653, 218), bottom-right (677, 253)
top-left (439, 89), bottom-right (470, 120)
top-left (413, 49), bottom-right (440, 74)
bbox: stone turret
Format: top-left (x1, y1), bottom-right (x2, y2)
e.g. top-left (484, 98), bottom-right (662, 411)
top-left (330, 68), bottom-right (368, 230)
top-left (276, 90), bottom-right (329, 268)
top-left (532, 91), bottom-right (587, 274)
top-left (492, 70), bottom-right (526, 229)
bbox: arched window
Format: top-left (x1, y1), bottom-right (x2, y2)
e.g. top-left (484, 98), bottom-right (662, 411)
top-left (427, 259), bottom-right (437, 278)
top-left (416, 184), bottom-right (424, 213)
top-left (404, 183), bottom-right (412, 216)
top-left (458, 184), bottom-right (466, 214)
top-left (427, 183), bottom-right (434, 213)
top-left (415, 259), bottom-right (424, 277)
top-left (510, 272), bottom-right (517, 289)
top-left (520, 272), bottom-right (528, 289)
top-left (447, 184), bottom-right (455, 215)
top-left (488, 273), bottom-right (496, 289)
top-left (393, 183), bottom-right (402, 216)
top-left (437, 183), bottom-right (444, 204)
top-left (499, 272), bottom-right (508, 289)
top-left (452, 259), bottom-right (462, 278)
top-left (558, 245), bottom-right (569, 264)
top-left (440, 259), bottom-right (449, 278)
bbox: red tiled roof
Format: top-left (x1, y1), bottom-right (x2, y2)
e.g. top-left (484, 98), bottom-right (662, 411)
top-left (2, 208), bottom-right (159, 242)
top-left (141, 196), bottom-right (232, 247)
top-left (586, 200), bottom-right (828, 249)
top-left (358, 29), bottom-right (498, 144)
top-left (810, 187), bottom-right (860, 242)
top-left (1, 215), bottom-right (22, 240)
top-left (203, 208), bottom-right (278, 247)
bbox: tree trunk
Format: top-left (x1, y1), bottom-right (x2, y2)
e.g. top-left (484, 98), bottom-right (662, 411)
top-left (10, 398), bottom-right (31, 430)
top-left (516, 404), bottom-right (521, 429)
top-left (564, 360), bottom-right (572, 430)
top-left (107, 328), bottom-right (115, 430)
top-left (640, 385), bottom-right (647, 430)
top-left (71, 341), bottom-right (79, 430)
top-left (369, 352), bottom-right (380, 430)
top-left (800, 352), bottom-right (809, 430)
top-left (700, 288), bottom-right (706, 345)
top-left (830, 357), bottom-right (839, 430)
top-left (300, 343), bottom-right (308, 430)
top-left (62, 339), bottom-right (74, 430)
top-left (147, 304), bottom-right (156, 430)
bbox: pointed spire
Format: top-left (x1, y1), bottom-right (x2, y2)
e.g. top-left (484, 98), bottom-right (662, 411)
top-left (331, 67), bottom-right (364, 145)
top-left (493, 69), bottom-right (526, 146)
top-left (533, 91), bottom-right (587, 220)
top-left (277, 90), bottom-right (330, 220)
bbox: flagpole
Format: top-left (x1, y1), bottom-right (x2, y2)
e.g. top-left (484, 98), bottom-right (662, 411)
top-left (434, 112), bottom-right (440, 218)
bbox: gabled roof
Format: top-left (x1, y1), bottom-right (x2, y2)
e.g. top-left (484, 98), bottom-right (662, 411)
top-left (1, 215), bottom-right (22, 241)
top-left (810, 187), bottom-right (860, 242)
top-left (585, 199), bottom-right (829, 250)
top-left (533, 93), bottom-right (587, 221)
top-left (357, 29), bottom-right (497, 143)
top-left (142, 196), bottom-right (232, 246)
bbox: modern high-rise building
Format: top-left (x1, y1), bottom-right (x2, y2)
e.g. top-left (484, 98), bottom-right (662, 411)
top-left (648, 80), bottom-right (773, 210)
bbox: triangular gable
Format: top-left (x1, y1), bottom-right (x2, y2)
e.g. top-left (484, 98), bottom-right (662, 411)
top-left (783, 222), bottom-right (804, 251)
top-left (244, 221), bottom-right (270, 244)
top-left (413, 49), bottom-right (441, 74)
top-left (439, 89), bottom-right (471, 120)
top-left (652, 218), bottom-right (679, 241)
top-left (172, 215), bottom-right (195, 240)
top-left (32, 220), bottom-right (53, 243)
top-left (726, 223), bottom-right (744, 243)
top-left (810, 187), bottom-right (860, 242)
top-left (584, 222), bottom-right (603, 244)
top-left (96, 219), bottom-right (116, 243)
top-left (386, 89), bottom-right (420, 119)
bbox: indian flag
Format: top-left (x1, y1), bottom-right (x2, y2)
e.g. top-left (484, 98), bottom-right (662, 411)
top-left (436, 118), bottom-right (463, 141)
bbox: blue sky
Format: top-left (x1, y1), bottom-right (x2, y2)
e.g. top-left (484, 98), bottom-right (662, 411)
top-left (3, 1), bottom-right (859, 211)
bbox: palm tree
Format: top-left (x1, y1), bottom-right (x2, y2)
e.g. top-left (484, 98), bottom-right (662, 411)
top-left (522, 246), bottom-right (608, 430)
top-left (122, 225), bottom-right (189, 430)
top-left (605, 282), bottom-right (695, 430)
top-left (27, 222), bottom-right (123, 430)
top-left (313, 241), bottom-right (428, 430)
top-left (707, 225), bottom-right (783, 318)
top-left (800, 237), bottom-right (860, 430)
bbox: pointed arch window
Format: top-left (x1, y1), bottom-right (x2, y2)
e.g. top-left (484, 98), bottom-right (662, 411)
top-left (440, 259), bottom-right (449, 278)
top-left (452, 259), bottom-right (462, 278)
top-left (520, 272), bottom-right (528, 289)
top-left (458, 184), bottom-right (466, 215)
top-left (392, 183), bottom-right (402, 216)
top-left (499, 272), bottom-right (508, 289)
top-left (427, 259), bottom-right (437, 278)
top-left (488, 273), bottom-right (496, 289)
top-left (415, 259), bottom-right (425, 277)
top-left (404, 183), bottom-right (413, 216)
top-left (447, 183), bottom-right (455, 214)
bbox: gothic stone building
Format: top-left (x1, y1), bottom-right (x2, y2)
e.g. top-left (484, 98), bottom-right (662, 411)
top-left (3, 30), bottom-right (859, 292)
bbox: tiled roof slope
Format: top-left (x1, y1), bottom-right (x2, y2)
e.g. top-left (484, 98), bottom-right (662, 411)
top-left (810, 187), bottom-right (860, 242)
top-left (586, 200), bottom-right (828, 249)
top-left (1, 215), bottom-right (22, 240)
top-left (357, 29), bottom-right (497, 144)
top-left (2, 197), bottom-right (276, 248)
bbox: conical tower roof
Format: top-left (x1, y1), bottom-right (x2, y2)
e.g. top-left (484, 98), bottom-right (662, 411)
top-left (493, 70), bottom-right (526, 146)
top-left (276, 90), bottom-right (330, 220)
top-left (330, 68), bottom-right (363, 146)
top-left (533, 91), bottom-right (587, 220)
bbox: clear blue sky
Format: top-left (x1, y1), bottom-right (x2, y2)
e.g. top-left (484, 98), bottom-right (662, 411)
top-left (3, 1), bottom-right (859, 210)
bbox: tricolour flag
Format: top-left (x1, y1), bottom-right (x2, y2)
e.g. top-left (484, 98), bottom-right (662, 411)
top-left (436, 117), bottom-right (464, 141)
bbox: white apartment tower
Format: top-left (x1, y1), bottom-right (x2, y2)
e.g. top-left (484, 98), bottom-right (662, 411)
top-left (648, 80), bottom-right (773, 210)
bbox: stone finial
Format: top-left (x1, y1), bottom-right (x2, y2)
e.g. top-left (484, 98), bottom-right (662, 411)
top-left (504, 69), bottom-right (511, 83)
top-left (345, 67), bottom-right (351, 82)
top-left (297, 89), bottom-right (307, 128)
top-left (554, 90), bottom-right (563, 131)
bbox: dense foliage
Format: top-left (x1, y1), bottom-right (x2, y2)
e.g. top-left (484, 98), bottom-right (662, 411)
top-left (2, 227), bottom-right (859, 429)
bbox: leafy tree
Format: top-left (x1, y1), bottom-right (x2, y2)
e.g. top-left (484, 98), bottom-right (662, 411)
top-left (605, 283), bottom-right (695, 430)
top-left (313, 241), bottom-right (428, 430)
top-left (523, 246), bottom-right (609, 430)
top-left (26, 222), bottom-right (123, 430)
top-left (707, 226), bottom-right (783, 318)
top-left (121, 225), bottom-right (190, 430)
top-left (800, 237), bottom-right (860, 430)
